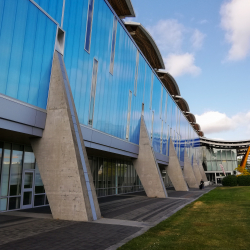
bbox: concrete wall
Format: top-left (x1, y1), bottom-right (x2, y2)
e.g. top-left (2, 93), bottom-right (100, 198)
top-left (167, 138), bottom-right (189, 191)
top-left (183, 150), bottom-right (199, 188)
top-left (193, 160), bottom-right (203, 186)
top-left (198, 163), bottom-right (208, 182)
top-left (30, 52), bottom-right (101, 221)
top-left (132, 116), bottom-right (168, 198)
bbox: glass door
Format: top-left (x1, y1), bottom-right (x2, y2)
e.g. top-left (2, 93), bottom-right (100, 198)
top-left (21, 170), bottom-right (34, 209)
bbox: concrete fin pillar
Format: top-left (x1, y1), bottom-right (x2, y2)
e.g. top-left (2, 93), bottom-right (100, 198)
top-left (167, 138), bottom-right (189, 191)
top-left (30, 52), bottom-right (101, 221)
top-left (183, 150), bottom-right (199, 188)
top-left (193, 160), bottom-right (203, 185)
top-left (132, 116), bottom-right (167, 198)
top-left (198, 162), bottom-right (208, 182)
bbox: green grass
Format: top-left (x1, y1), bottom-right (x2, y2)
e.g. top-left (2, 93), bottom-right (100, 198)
top-left (119, 187), bottom-right (250, 250)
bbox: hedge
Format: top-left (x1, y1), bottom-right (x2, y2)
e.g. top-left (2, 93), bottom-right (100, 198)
top-left (237, 175), bottom-right (250, 186)
top-left (222, 175), bottom-right (237, 186)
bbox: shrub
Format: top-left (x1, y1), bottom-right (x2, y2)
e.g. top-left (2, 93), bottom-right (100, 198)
top-left (237, 175), bottom-right (250, 186)
top-left (222, 175), bottom-right (237, 186)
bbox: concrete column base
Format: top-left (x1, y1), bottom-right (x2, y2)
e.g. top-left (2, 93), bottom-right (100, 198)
top-left (193, 160), bottom-right (203, 186)
top-left (198, 163), bottom-right (208, 182)
top-left (183, 150), bottom-right (199, 188)
top-left (167, 138), bottom-right (189, 191)
top-left (132, 116), bottom-right (167, 198)
top-left (30, 52), bottom-right (101, 221)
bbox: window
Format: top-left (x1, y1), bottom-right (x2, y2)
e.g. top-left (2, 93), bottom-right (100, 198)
top-left (109, 16), bottom-right (118, 74)
top-left (164, 94), bottom-right (168, 122)
top-left (126, 91), bottom-right (132, 140)
top-left (134, 50), bottom-right (139, 95)
top-left (84, 0), bottom-right (95, 53)
top-left (88, 59), bottom-right (98, 126)
top-left (160, 86), bottom-right (163, 119)
top-left (150, 73), bottom-right (154, 109)
top-left (151, 111), bottom-right (154, 142)
top-left (160, 120), bottom-right (163, 154)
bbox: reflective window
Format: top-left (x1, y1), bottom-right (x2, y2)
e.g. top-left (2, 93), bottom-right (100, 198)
top-left (160, 120), bottom-right (163, 154)
top-left (110, 16), bottom-right (117, 75)
top-left (126, 91), bottom-right (132, 140)
top-left (160, 86), bottom-right (163, 119)
top-left (151, 111), bottom-right (154, 142)
top-left (35, 163), bottom-right (45, 194)
top-left (88, 58), bottom-right (98, 126)
top-left (84, 0), bottom-right (95, 53)
top-left (0, 143), bottom-right (11, 197)
top-left (150, 73), bottom-right (154, 110)
top-left (23, 146), bottom-right (35, 170)
top-left (9, 145), bottom-right (23, 196)
top-left (134, 50), bottom-right (139, 95)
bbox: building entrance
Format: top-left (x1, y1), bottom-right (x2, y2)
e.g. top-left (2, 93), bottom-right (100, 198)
top-left (21, 170), bottom-right (35, 209)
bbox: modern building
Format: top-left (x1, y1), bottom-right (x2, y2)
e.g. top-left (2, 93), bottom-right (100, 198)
top-left (0, 0), bottom-right (242, 221)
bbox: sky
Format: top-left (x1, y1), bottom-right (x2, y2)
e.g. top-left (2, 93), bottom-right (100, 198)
top-left (125, 0), bottom-right (250, 141)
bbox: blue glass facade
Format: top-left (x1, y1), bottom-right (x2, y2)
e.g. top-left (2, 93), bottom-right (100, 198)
top-left (62, 0), bottom-right (200, 165)
top-left (0, 0), bottom-right (57, 109)
top-left (0, 0), bottom-right (200, 164)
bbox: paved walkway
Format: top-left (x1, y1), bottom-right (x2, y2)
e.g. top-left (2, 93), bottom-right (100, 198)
top-left (0, 187), bottom-right (214, 250)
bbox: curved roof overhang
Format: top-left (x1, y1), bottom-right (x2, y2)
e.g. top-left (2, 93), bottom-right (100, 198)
top-left (200, 137), bottom-right (250, 155)
top-left (184, 112), bottom-right (196, 123)
top-left (124, 21), bottom-right (165, 69)
top-left (108, 0), bottom-right (136, 18)
top-left (198, 131), bottom-right (204, 137)
top-left (192, 123), bottom-right (201, 131)
top-left (172, 95), bottom-right (190, 113)
top-left (157, 71), bottom-right (180, 96)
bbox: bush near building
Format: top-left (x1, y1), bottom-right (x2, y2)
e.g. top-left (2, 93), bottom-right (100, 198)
top-left (237, 175), bottom-right (250, 186)
top-left (222, 175), bottom-right (237, 186)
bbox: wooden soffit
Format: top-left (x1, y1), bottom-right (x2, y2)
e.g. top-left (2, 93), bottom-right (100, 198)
top-left (107, 0), bottom-right (135, 17)
top-left (157, 71), bottom-right (180, 96)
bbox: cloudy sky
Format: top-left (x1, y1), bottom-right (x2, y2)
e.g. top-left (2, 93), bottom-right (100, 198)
top-left (125, 0), bottom-right (250, 141)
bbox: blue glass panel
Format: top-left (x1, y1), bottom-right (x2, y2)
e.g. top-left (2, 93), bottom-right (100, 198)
top-left (33, 0), bottom-right (63, 25)
top-left (0, 0), bottom-right (57, 109)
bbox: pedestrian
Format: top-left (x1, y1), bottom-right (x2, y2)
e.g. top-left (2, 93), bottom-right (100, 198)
top-left (200, 179), bottom-right (204, 189)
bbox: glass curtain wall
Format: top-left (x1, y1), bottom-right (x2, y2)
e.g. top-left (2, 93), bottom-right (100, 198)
top-left (0, 141), bottom-right (48, 212)
top-left (202, 146), bottom-right (237, 174)
top-left (88, 156), bottom-right (143, 197)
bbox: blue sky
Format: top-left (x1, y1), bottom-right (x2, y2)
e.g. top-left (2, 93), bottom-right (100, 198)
top-left (125, 0), bottom-right (250, 141)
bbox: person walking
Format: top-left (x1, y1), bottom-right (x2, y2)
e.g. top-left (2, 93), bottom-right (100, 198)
top-left (200, 179), bottom-right (204, 189)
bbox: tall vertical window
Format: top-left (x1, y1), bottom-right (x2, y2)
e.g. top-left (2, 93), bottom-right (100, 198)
top-left (151, 111), bottom-right (154, 142)
top-left (164, 95), bottom-right (168, 122)
top-left (160, 120), bottom-right (163, 154)
top-left (84, 0), bottom-right (95, 53)
top-left (134, 50), bottom-right (139, 95)
top-left (149, 73), bottom-right (154, 109)
top-left (126, 91), bottom-right (132, 140)
top-left (88, 59), bottom-right (98, 126)
top-left (160, 86), bottom-right (163, 118)
top-left (109, 16), bottom-right (118, 74)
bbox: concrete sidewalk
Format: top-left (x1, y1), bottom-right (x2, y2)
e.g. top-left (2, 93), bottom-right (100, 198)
top-left (0, 187), bottom-right (214, 250)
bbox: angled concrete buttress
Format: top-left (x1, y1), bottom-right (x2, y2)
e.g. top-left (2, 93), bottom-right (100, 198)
top-left (167, 138), bottom-right (189, 191)
top-left (30, 52), bottom-right (101, 221)
top-left (198, 162), bottom-right (208, 182)
top-left (183, 150), bottom-right (199, 188)
top-left (132, 116), bottom-right (168, 198)
top-left (193, 160), bottom-right (203, 185)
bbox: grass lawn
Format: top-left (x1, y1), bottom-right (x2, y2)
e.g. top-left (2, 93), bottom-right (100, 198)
top-left (119, 187), bottom-right (250, 250)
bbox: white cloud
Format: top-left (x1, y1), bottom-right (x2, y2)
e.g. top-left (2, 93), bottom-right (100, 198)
top-left (196, 111), bottom-right (234, 134)
top-left (147, 19), bottom-right (185, 53)
top-left (190, 29), bottom-right (206, 50)
top-left (164, 53), bottom-right (201, 77)
top-left (199, 19), bottom-right (208, 25)
top-left (196, 111), bottom-right (250, 136)
top-left (220, 0), bottom-right (250, 61)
